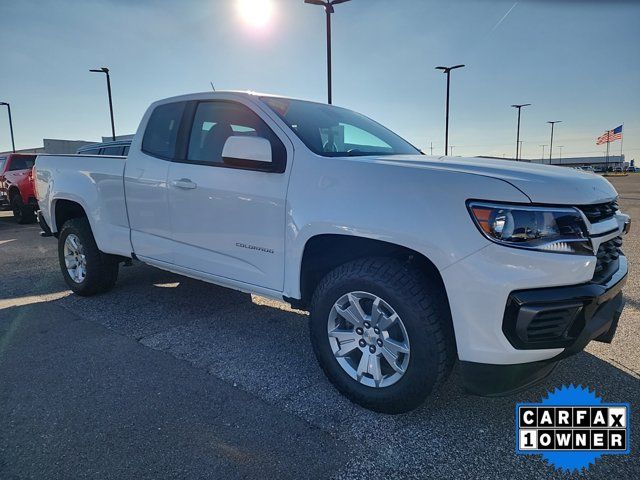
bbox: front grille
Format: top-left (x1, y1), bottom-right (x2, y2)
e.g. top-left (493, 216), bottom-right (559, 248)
top-left (593, 236), bottom-right (623, 283)
top-left (525, 306), bottom-right (582, 343)
top-left (579, 201), bottom-right (618, 224)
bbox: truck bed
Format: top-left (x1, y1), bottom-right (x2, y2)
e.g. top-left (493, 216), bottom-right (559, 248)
top-left (34, 154), bottom-right (132, 257)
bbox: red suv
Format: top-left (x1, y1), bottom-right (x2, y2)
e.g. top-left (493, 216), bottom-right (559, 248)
top-left (0, 153), bottom-right (38, 223)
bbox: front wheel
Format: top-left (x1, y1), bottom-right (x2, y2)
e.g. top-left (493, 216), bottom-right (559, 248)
top-left (11, 195), bottom-right (35, 224)
top-left (309, 257), bottom-right (456, 413)
top-left (58, 218), bottom-right (119, 296)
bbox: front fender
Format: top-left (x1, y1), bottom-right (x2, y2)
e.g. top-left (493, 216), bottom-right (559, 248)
top-left (282, 157), bottom-right (531, 299)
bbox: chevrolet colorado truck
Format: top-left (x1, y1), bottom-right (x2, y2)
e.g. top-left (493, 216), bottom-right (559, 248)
top-left (35, 92), bottom-right (630, 413)
top-left (0, 153), bottom-right (38, 223)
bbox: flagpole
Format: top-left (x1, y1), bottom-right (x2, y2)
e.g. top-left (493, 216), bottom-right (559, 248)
top-left (606, 137), bottom-right (610, 171)
top-left (620, 124), bottom-right (624, 166)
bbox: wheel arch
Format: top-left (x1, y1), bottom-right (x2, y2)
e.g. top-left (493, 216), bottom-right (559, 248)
top-left (293, 234), bottom-right (450, 313)
top-left (52, 197), bottom-right (90, 235)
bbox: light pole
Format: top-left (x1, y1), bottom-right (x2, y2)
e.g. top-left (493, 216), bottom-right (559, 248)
top-left (557, 146), bottom-right (564, 164)
top-left (436, 64), bottom-right (465, 156)
top-left (90, 67), bottom-right (116, 141)
top-left (304, 0), bottom-right (351, 104)
top-left (0, 102), bottom-right (15, 152)
top-left (449, 145), bottom-right (456, 156)
top-left (547, 120), bottom-right (561, 165)
top-left (539, 144), bottom-right (547, 161)
top-left (519, 140), bottom-right (523, 160)
top-left (511, 103), bottom-right (531, 160)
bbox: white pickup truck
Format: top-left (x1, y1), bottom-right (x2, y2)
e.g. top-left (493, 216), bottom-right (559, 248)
top-left (35, 91), bottom-right (630, 413)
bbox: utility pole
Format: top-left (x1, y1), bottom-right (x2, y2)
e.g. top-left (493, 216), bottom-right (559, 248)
top-left (547, 121), bottom-right (561, 165)
top-left (539, 144), bottom-right (547, 161)
top-left (304, 0), bottom-right (351, 104)
top-left (430, 142), bottom-right (433, 155)
top-left (0, 102), bottom-right (16, 152)
top-left (435, 64), bottom-right (465, 155)
top-left (511, 103), bottom-right (531, 160)
top-left (90, 67), bottom-right (116, 141)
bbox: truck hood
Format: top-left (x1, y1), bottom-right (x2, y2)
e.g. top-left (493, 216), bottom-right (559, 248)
top-left (368, 154), bottom-right (617, 205)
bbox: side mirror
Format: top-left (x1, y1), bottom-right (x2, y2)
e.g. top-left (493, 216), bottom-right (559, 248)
top-left (222, 136), bottom-right (272, 168)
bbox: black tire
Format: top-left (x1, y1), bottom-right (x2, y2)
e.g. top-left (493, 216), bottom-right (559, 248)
top-left (309, 257), bottom-right (456, 414)
top-left (58, 218), bottom-right (119, 296)
top-left (11, 195), bottom-right (35, 224)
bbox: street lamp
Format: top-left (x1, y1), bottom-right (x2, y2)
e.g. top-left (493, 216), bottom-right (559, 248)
top-left (449, 145), bottom-right (456, 156)
top-left (547, 120), bottom-right (561, 164)
top-left (557, 146), bottom-right (564, 164)
top-left (539, 144), bottom-right (547, 162)
top-left (0, 102), bottom-right (15, 152)
top-left (435, 64), bottom-right (465, 156)
top-left (90, 67), bottom-right (116, 141)
top-left (511, 103), bottom-right (531, 161)
top-left (304, 0), bottom-right (351, 104)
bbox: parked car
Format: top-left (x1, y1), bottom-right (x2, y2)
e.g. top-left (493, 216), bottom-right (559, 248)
top-left (627, 166), bottom-right (636, 173)
top-left (76, 139), bottom-right (131, 156)
top-left (0, 153), bottom-right (38, 223)
top-left (34, 92), bottom-right (631, 413)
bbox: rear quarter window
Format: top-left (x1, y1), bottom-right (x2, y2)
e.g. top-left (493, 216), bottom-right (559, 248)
top-left (142, 102), bottom-right (186, 159)
top-left (100, 146), bottom-right (125, 156)
top-left (81, 148), bottom-right (101, 155)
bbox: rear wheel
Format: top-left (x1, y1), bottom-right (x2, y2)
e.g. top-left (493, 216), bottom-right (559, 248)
top-left (309, 257), bottom-right (455, 413)
top-left (58, 218), bottom-right (119, 296)
top-left (11, 195), bottom-right (35, 224)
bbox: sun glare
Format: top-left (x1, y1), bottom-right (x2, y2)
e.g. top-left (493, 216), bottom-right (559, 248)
top-left (237, 0), bottom-right (273, 29)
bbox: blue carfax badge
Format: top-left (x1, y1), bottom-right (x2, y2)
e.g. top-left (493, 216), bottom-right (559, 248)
top-left (516, 384), bottom-right (631, 473)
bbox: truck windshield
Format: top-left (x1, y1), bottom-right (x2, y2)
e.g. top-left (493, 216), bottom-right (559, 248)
top-left (261, 97), bottom-right (422, 157)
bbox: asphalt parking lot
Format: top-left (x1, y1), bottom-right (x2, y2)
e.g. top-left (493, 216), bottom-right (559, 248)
top-left (1, 175), bottom-right (638, 480)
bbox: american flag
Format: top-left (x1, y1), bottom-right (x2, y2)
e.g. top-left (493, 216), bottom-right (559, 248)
top-left (596, 125), bottom-right (623, 145)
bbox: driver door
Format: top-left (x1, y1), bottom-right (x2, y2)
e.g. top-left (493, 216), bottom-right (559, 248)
top-left (167, 100), bottom-right (291, 291)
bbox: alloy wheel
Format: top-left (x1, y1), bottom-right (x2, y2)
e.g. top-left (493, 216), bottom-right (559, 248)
top-left (63, 234), bottom-right (87, 283)
top-left (327, 291), bottom-right (410, 388)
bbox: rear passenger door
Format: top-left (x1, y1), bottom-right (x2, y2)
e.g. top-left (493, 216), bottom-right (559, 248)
top-left (124, 101), bottom-right (187, 264)
top-left (167, 99), bottom-right (291, 292)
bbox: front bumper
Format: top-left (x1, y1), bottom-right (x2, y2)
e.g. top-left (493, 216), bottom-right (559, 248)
top-left (502, 255), bottom-right (627, 352)
top-left (461, 255), bottom-right (627, 395)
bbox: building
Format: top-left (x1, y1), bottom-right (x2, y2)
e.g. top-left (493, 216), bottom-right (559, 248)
top-left (1, 134), bottom-right (135, 156)
top-left (528, 155), bottom-right (626, 168)
top-left (101, 134), bottom-right (134, 143)
top-left (480, 155), bottom-right (629, 169)
top-left (0, 138), bottom-right (95, 155)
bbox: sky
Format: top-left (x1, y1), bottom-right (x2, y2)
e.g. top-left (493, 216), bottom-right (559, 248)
top-left (0, 0), bottom-right (639, 161)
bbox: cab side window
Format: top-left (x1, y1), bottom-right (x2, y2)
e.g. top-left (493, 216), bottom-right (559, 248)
top-left (142, 102), bottom-right (186, 159)
top-left (186, 101), bottom-right (286, 172)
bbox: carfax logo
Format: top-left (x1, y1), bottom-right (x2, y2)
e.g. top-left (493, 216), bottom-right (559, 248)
top-left (516, 384), bottom-right (630, 472)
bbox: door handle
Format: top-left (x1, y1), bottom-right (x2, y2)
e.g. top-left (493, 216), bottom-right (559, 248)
top-left (171, 178), bottom-right (197, 189)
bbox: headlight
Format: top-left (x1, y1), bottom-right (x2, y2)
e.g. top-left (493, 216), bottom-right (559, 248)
top-left (468, 202), bottom-right (592, 255)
